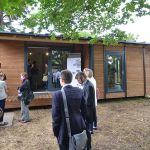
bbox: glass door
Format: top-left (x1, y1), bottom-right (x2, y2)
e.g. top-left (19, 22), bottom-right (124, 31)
top-left (105, 51), bottom-right (125, 93)
top-left (27, 47), bottom-right (71, 91)
top-left (27, 47), bottom-right (49, 92)
top-left (48, 49), bottom-right (70, 90)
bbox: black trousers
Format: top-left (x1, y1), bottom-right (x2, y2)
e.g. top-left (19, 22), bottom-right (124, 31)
top-left (86, 130), bottom-right (92, 150)
top-left (59, 142), bottom-right (69, 150)
top-left (93, 107), bottom-right (97, 127)
top-left (0, 99), bottom-right (6, 122)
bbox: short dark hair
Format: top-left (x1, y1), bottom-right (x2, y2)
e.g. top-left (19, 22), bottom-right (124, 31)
top-left (75, 72), bottom-right (86, 83)
top-left (60, 70), bottom-right (72, 84)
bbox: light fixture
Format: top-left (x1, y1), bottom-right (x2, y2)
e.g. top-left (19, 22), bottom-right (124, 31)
top-left (46, 52), bottom-right (49, 56)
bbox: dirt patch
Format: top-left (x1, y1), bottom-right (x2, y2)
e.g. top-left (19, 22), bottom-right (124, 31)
top-left (0, 98), bottom-right (150, 150)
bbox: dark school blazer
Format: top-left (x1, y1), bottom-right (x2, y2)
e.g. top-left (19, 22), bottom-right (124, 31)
top-left (52, 85), bottom-right (87, 145)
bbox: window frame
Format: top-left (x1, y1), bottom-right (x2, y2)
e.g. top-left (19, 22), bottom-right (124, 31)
top-left (105, 51), bottom-right (125, 93)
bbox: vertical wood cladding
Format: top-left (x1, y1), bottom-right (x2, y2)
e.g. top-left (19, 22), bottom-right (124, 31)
top-left (126, 46), bottom-right (144, 97)
top-left (93, 45), bottom-right (104, 99)
top-left (145, 47), bottom-right (150, 95)
top-left (0, 40), bottom-right (24, 95)
top-left (82, 45), bottom-right (89, 68)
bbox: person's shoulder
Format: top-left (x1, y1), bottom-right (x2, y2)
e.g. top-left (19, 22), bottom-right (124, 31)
top-left (0, 80), bottom-right (6, 84)
top-left (53, 90), bottom-right (62, 96)
top-left (73, 86), bottom-right (82, 91)
top-left (24, 79), bottom-right (29, 84)
top-left (87, 80), bottom-right (94, 87)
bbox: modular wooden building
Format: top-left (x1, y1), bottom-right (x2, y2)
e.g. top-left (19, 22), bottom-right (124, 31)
top-left (0, 32), bottom-right (150, 109)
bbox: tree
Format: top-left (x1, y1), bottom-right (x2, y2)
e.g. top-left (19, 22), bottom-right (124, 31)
top-left (1, 0), bottom-right (150, 44)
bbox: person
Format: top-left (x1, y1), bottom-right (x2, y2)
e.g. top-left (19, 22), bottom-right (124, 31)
top-left (55, 70), bottom-right (61, 88)
top-left (52, 69), bottom-right (88, 150)
top-left (42, 63), bottom-right (48, 89)
top-left (75, 72), bottom-right (95, 134)
top-left (0, 72), bottom-right (8, 126)
top-left (83, 68), bottom-right (97, 129)
top-left (27, 59), bottom-right (32, 84)
top-left (31, 61), bottom-right (39, 90)
top-left (18, 72), bottom-right (31, 123)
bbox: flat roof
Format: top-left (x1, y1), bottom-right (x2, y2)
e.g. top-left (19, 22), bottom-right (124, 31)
top-left (0, 31), bottom-right (150, 46)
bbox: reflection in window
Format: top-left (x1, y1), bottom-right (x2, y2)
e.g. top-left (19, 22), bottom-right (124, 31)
top-left (106, 52), bottom-right (124, 92)
top-left (51, 50), bottom-right (69, 88)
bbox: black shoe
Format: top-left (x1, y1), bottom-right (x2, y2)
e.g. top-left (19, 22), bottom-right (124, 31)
top-left (0, 122), bottom-right (8, 126)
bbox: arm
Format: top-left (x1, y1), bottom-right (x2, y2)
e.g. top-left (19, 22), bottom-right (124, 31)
top-left (80, 94), bottom-right (87, 121)
top-left (19, 80), bottom-right (29, 92)
top-left (86, 85), bottom-right (95, 107)
top-left (52, 92), bottom-right (61, 137)
top-left (4, 81), bottom-right (8, 95)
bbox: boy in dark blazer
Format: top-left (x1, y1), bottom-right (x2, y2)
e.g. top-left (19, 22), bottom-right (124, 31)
top-left (52, 70), bottom-right (88, 150)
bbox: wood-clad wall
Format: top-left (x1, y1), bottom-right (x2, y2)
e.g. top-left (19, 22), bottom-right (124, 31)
top-left (93, 45), bottom-right (104, 99)
top-left (0, 40), bottom-right (24, 96)
top-left (145, 47), bottom-right (150, 96)
top-left (0, 39), bottom-right (147, 101)
top-left (93, 44), bottom-right (145, 99)
top-left (83, 45), bottom-right (89, 68)
top-left (126, 46), bottom-right (144, 97)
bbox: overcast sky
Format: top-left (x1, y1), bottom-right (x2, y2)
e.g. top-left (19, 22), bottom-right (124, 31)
top-left (119, 15), bottom-right (150, 42)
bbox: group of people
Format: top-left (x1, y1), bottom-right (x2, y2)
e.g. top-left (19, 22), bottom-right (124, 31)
top-left (0, 70), bottom-right (33, 126)
top-left (0, 67), bottom-right (98, 150)
top-left (52, 68), bottom-right (98, 150)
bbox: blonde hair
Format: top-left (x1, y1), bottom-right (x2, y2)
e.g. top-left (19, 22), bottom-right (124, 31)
top-left (20, 72), bottom-right (28, 79)
top-left (83, 68), bottom-right (93, 78)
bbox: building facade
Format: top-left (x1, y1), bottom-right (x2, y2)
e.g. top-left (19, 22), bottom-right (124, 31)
top-left (0, 32), bottom-right (150, 108)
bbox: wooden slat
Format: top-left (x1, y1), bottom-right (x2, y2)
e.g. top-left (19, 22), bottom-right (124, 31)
top-left (5, 92), bottom-right (52, 109)
top-left (126, 46), bottom-right (144, 97)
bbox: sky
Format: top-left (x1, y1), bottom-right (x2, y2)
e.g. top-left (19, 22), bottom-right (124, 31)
top-left (119, 15), bottom-right (150, 43)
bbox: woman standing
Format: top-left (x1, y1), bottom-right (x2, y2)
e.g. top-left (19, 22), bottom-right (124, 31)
top-left (18, 72), bottom-right (31, 123)
top-left (0, 72), bottom-right (8, 126)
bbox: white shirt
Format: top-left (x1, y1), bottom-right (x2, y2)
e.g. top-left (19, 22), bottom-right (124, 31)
top-left (88, 77), bottom-right (97, 106)
top-left (0, 80), bottom-right (7, 100)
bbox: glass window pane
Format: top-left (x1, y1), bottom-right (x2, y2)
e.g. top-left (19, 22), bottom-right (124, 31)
top-left (107, 53), bottom-right (124, 92)
top-left (50, 50), bottom-right (69, 89)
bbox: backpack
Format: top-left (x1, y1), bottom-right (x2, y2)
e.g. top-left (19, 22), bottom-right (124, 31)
top-left (24, 90), bottom-right (34, 105)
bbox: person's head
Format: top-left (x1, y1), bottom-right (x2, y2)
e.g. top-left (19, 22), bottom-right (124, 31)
top-left (83, 68), bottom-right (93, 78)
top-left (2, 74), bottom-right (6, 81)
top-left (75, 72), bottom-right (86, 84)
top-left (28, 59), bottom-right (31, 63)
top-left (0, 72), bottom-right (6, 81)
top-left (59, 70), bottom-right (72, 86)
top-left (32, 61), bottom-right (36, 66)
top-left (20, 72), bottom-right (28, 81)
top-left (45, 64), bottom-right (48, 68)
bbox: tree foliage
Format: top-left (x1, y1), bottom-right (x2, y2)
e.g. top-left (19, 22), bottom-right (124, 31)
top-left (0, 0), bottom-right (150, 44)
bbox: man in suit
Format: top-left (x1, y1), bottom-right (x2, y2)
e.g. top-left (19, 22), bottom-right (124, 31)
top-left (52, 69), bottom-right (87, 150)
top-left (75, 71), bottom-right (95, 149)
top-left (75, 71), bottom-right (95, 133)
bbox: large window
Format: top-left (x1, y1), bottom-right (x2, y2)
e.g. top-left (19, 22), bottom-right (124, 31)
top-left (105, 51), bottom-right (125, 92)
